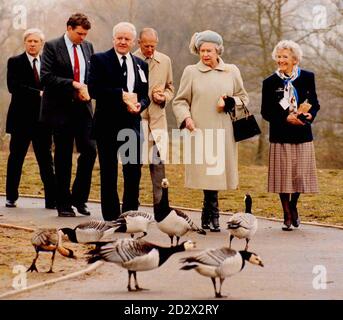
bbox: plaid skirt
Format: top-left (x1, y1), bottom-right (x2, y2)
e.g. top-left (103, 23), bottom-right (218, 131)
top-left (268, 142), bottom-right (319, 193)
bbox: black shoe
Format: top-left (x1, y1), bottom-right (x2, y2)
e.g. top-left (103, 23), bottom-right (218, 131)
top-left (45, 202), bottom-right (56, 209)
top-left (5, 200), bottom-right (17, 208)
top-left (73, 203), bottom-right (91, 216)
top-left (57, 207), bottom-right (76, 217)
top-left (290, 203), bottom-right (300, 228)
top-left (210, 216), bottom-right (221, 232)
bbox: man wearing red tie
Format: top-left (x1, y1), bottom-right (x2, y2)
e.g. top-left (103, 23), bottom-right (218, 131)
top-left (5, 28), bottom-right (56, 210)
top-left (40, 13), bottom-right (96, 217)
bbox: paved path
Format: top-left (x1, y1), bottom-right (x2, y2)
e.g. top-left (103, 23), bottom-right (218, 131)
top-left (1, 196), bottom-right (343, 300)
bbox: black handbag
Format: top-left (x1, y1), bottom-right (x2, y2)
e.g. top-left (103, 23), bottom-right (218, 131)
top-left (228, 104), bottom-right (261, 142)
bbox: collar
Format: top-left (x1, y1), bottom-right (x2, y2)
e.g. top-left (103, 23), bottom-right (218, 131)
top-left (115, 51), bottom-right (131, 62)
top-left (196, 57), bottom-right (227, 72)
top-left (64, 33), bottom-right (78, 49)
top-left (135, 49), bottom-right (161, 64)
top-left (26, 52), bottom-right (40, 64)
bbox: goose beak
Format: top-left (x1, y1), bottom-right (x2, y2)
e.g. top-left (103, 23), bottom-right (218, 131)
top-left (259, 261), bottom-right (264, 267)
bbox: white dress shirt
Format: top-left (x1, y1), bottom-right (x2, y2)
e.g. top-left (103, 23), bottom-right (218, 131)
top-left (26, 53), bottom-right (40, 75)
top-left (64, 33), bottom-right (86, 84)
top-left (116, 51), bottom-right (135, 93)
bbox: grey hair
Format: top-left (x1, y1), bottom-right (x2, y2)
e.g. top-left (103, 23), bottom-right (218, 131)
top-left (272, 40), bottom-right (303, 63)
top-left (139, 27), bottom-right (158, 41)
top-left (112, 22), bottom-right (137, 39)
top-left (23, 28), bottom-right (45, 42)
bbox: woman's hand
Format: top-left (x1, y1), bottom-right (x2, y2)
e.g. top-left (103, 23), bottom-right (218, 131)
top-left (286, 113), bottom-right (305, 126)
top-left (185, 117), bottom-right (196, 131)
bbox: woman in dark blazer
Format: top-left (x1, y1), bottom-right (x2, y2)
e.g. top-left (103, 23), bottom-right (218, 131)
top-left (261, 40), bottom-right (320, 231)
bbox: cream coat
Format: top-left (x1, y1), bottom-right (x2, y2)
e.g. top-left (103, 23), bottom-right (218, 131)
top-left (172, 58), bottom-right (249, 190)
top-left (134, 49), bottom-right (174, 163)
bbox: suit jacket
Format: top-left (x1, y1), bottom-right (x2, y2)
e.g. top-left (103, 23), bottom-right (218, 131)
top-left (261, 69), bottom-right (320, 143)
top-left (6, 52), bottom-right (42, 133)
top-left (40, 35), bottom-right (94, 127)
top-left (133, 49), bottom-right (174, 161)
top-left (88, 48), bottom-right (150, 138)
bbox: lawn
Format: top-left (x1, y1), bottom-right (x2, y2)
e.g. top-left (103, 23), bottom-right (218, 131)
top-left (0, 143), bottom-right (342, 226)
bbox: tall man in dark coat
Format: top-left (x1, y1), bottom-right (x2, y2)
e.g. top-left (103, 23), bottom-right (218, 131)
top-left (5, 28), bottom-right (56, 209)
top-left (88, 22), bottom-right (150, 221)
top-left (40, 13), bottom-right (97, 217)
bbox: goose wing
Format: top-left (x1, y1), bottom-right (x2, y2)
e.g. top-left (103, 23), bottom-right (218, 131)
top-left (119, 210), bottom-right (154, 222)
top-left (174, 208), bottom-right (202, 232)
top-left (96, 239), bottom-right (154, 263)
top-left (228, 213), bottom-right (257, 230)
top-left (181, 247), bottom-right (236, 266)
top-left (32, 228), bottom-right (58, 247)
top-left (76, 220), bottom-right (117, 232)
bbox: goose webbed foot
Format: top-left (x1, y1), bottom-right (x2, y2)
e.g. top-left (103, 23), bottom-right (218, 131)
top-left (215, 292), bottom-right (227, 298)
top-left (27, 263), bottom-right (38, 273)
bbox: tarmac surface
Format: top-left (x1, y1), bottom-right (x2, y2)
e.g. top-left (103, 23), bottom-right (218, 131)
top-left (1, 195), bottom-right (343, 300)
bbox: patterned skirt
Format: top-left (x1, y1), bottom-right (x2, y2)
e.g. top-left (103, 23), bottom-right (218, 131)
top-left (268, 142), bottom-right (319, 193)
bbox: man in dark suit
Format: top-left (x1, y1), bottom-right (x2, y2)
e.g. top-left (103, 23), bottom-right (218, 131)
top-left (5, 28), bottom-right (56, 209)
top-left (88, 22), bottom-right (150, 221)
top-left (40, 13), bottom-right (97, 217)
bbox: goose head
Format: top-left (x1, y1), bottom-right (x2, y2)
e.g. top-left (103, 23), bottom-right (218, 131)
top-left (161, 178), bottom-right (169, 188)
top-left (240, 251), bottom-right (264, 267)
top-left (181, 240), bottom-right (196, 251)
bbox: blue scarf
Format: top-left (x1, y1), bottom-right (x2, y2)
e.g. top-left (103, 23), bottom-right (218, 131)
top-left (276, 66), bottom-right (301, 113)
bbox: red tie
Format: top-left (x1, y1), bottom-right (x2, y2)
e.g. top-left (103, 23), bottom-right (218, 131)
top-left (73, 45), bottom-right (80, 82)
top-left (32, 58), bottom-right (40, 87)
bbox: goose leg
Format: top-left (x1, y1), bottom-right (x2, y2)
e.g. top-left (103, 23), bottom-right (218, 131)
top-left (245, 239), bottom-right (250, 251)
top-left (47, 249), bottom-right (56, 273)
top-left (133, 271), bottom-right (148, 291)
top-left (211, 277), bottom-right (219, 298)
top-left (229, 235), bottom-right (234, 249)
top-left (137, 232), bottom-right (147, 240)
top-left (127, 270), bottom-right (134, 291)
top-left (217, 278), bottom-right (227, 298)
top-left (27, 251), bottom-right (39, 272)
top-left (130, 233), bottom-right (135, 238)
top-left (176, 236), bottom-right (180, 246)
top-left (169, 236), bottom-right (174, 247)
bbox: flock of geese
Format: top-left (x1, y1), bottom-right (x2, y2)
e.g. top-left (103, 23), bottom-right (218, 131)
top-left (27, 179), bottom-right (263, 298)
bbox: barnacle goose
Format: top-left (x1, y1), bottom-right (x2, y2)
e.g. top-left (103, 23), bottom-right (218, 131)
top-left (60, 220), bottom-right (121, 244)
top-left (27, 228), bottom-right (75, 273)
top-left (88, 238), bottom-right (196, 291)
top-left (155, 178), bottom-right (206, 246)
top-left (227, 194), bottom-right (258, 250)
top-left (180, 247), bottom-right (263, 298)
top-left (113, 210), bottom-right (155, 239)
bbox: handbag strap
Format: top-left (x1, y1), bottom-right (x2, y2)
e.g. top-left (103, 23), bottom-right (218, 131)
top-left (228, 103), bottom-right (250, 121)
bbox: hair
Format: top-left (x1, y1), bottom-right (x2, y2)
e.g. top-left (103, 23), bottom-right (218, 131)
top-left (139, 28), bottom-right (159, 41)
top-left (23, 28), bottom-right (45, 42)
top-left (112, 22), bottom-right (137, 39)
top-left (272, 40), bottom-right (303, 63)
top-left (189, 31), bottom-right (224, 56)
top-left (66, 13), bottom-right (91, 30)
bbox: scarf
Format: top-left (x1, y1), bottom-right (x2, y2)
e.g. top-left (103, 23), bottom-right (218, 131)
top-left (276, 66), bottom-right (300, 113)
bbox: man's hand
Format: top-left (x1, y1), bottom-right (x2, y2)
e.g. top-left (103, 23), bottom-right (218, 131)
top-left (152, 86), bottom-right (166, 105)
top-left (123, 92), bottom-right (140, 114)
top-left (77, 84), bottom-right (91, 101)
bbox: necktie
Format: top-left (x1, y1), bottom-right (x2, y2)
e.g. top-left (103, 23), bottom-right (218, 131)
top-left (73, 44), bottom-right (80, 82)
top-left (32, 58), bottom-right (40, 87)
top-left (121, 56), bottom-right (128, 91)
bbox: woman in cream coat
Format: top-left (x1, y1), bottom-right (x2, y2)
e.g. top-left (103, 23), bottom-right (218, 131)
top-left (173, 30), bottom-right (249, 232)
